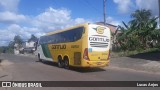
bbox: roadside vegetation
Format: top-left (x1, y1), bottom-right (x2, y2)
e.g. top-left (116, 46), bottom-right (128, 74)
top-left (0, 35), bottom-right (37, 54)
top-left (111, 9), bottom-right (160, 57)
top-left (111, 48), bottom-right (160, 58)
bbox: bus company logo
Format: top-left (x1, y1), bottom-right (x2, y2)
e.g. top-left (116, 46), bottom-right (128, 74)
top-left (94, 26), bottom-right (106, 34)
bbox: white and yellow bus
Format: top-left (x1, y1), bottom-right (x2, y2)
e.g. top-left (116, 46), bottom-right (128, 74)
top-left (35, 23), bottom-right (111, 68)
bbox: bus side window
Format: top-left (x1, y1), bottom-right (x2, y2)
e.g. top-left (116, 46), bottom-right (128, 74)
top-left (73, 33), bottom-right (78, 41)
top-left (61, 32), bottom-right (66, 42)
top-left (63, 38), bottom-right (66, 42)
top-left (51, 34), bottom-right (55, 44)
top-left (74, 36), bottom-right (77, 41)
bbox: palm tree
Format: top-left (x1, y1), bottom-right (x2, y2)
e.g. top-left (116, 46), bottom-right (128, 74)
top-left (117, 9), bottom-right (159, 51)
top-left (129, 9), bottom-right (151, 30)
top-left (129, 9), bottom-right (157, 48)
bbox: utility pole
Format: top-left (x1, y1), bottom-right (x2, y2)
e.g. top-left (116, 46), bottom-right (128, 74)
top-left (103, 0), bottom-right (106, 25)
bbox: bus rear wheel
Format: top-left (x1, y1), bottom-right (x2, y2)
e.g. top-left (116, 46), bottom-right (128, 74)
top-left (58, 56), bottom-right (64, 68)
top-left (64, 57), bottom-right (69, 69)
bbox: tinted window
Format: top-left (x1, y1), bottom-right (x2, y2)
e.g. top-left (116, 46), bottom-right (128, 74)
top-left (39, 27), bottom-right (84, 44)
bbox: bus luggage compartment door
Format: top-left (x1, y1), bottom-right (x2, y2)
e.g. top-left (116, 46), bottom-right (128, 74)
top-left (74, 52), bottom-right (81, 65)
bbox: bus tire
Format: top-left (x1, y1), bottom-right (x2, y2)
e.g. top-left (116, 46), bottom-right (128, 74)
top-left (38, 54), bottom-right (42, 62)
top-left (58, 56), bottom-right (64, 68)
top-left (64, 57), bottom-right (69, 69)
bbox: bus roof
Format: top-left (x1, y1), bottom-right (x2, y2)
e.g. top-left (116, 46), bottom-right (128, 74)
top-left (45, 23), bottom-right (89, 36)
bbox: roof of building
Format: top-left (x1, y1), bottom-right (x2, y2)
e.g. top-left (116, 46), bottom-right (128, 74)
top-left (96, 22), bottom-right (118, 27)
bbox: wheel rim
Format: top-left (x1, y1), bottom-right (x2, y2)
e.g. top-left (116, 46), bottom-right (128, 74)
top-left (65, 60), bottom-right (68, 66)
top-left (64, 59), bottom-right (69, 69)
top-left (58, 57), bottom-right (63, 68)
top-left (58, 60), bottom-right (61, 67)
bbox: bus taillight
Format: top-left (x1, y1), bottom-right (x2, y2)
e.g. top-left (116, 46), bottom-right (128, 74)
top-left (83, 48), bottom-right (90, 60)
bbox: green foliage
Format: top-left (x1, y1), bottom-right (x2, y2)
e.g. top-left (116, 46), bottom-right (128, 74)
top-left (14, 35), bottom-right (23, 45)
top-left (0, 35), bottom-right (23, 54)
top-left (0, 47), bottom-right (3, 53)
top-left (8, 41), bottom-right (15, 49)
top-left (12, 35), bottom-right (24, 49)
top-left (111, 48), bottom-right (160, 58)
top-left (0, 46), bottom-right (14, 54)
top-left (117, 9), bottom-right (160, 51)
top-left (7, 48), bottom-right (14, 53)
top-left (28, 34), bottom-right (38, 42)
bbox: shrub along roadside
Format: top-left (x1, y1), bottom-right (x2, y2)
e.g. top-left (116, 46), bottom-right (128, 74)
top-left (113, 9), bottom-right (160, 52)
top-left (111, 48), bottom-right (160, 58)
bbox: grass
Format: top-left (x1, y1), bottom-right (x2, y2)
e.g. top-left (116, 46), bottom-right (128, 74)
top-left (111, 48), bottom-right (160, 58)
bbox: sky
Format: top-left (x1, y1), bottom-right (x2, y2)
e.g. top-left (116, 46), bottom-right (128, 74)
top-left (0, 0), bottom-right (159, 46)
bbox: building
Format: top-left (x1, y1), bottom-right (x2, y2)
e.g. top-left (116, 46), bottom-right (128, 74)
top-left (23, 39), bottom-right (38, 54)
top-left (14, 43), bottom-right (23, 54)
top-left (14, 38), bottom-right (38, 54)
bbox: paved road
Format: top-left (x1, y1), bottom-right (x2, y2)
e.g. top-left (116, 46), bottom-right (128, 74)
top-left (0, 54), bottom-right (160, 90)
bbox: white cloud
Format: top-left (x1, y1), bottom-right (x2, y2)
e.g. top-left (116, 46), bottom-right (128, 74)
top-left (32, 7), bottom-right (71, 31)
top-left (106, 16), bottom-right (121, 26)
top-left (32, 7), bottom-right (88, 32)
top-left (0, 0), bottom-right (20, 12)
top-left (0, 11), bottom-right (27, 24)
top-left (0, 0), bottom-right (27, 24)
top-left (75, 18), bottom-right (86, 24)
top-left (6, 24), bottom-right (45, 39)
top-left (0, 7), bottom-right (89, 46)
top-left (135, 0), bottom-right (158, 16)
top-left (113, 0), bottom-right (159, 16)
top-left (113, 0), bottom-right (133, 14)
top-left (0, 24), bottom-right (45, 46)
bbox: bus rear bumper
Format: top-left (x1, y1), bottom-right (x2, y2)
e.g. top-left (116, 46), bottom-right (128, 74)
top-left (81, 60), bottom-right (110, 68)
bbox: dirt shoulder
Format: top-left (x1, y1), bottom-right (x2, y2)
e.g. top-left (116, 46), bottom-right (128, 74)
top-left (0, 59), bottom-right (13, 81)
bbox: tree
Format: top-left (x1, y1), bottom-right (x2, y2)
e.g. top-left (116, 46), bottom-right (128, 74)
top-left (129, 9), bottom-right (158, 48)
top-left (13, 35), bottom-right (23, 49)
top-left (117, 9), bottom-right (159, 51)
top-left (117, 21), bottom-right (141, 50)
top-left (8, 41), bottom-right (15, 48)
top-left (28, 34), bottom-right (38, 42)
top-left (14, 35), bottom-right (23, 45)
top-left (130, 10), bottom-right (151, 26)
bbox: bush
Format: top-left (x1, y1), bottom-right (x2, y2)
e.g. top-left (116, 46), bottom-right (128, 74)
top-left (111, 48), bottom-right (160, 58)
